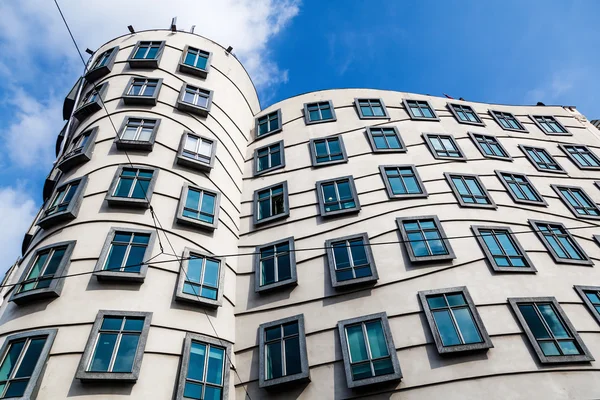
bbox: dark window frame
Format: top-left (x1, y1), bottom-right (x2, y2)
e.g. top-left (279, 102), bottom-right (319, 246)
top-left (574, 285), bottom-right (600, 326)
top-left (308, 135), bottom-right (348, 167)
top-left (176, 184), bottom-right (221, 231)
top-left (254, 237), bottom-right (297, 293)
top-left (175, 248), bottom-right (225, 308)
top-left (176, 83), bottom-right (214, 118)
top-left (37, 176), bottom-right (88, 229)
top-left (529, 115), bottom-right (571, 136)
top-left (379, 165), bottom-right (428, 200)
top-left (315, 176), bottom-right (361, 217)
top-left (252, 181), bottom-right (290, 226)
top-left (303, 100), bottom-right (337, 125)
top-left (126, 41), bottom-right (166, 69)
top-left (255, 109), bottom-right (283, 140)
top-left (85, 46), bottom-right (119, 82)
top-left (551, 184), bottom-right (600, 220)
top-left (559, 144), bottom-right (600, 170)
top-left (518, 145), bottom-right (566, 174)
top-left (402, 99), bottom-right (439, 121)
top-left (73, 82), bottom-right (109, 121)
top-left (122, 77), bottom-right (163, 106)
top-left (396, 215), bottom-right (456, 263)
top-left (57, 127), bottom-right (98, 172)
top-left (175, 131), bottom-right (217, 172)
top-left (178, 45), bottom-right (213, 78)
top-left (471, 225), bottom-right (536, 273)
top-left (365, 126), bottom-right (406, 153)
top-left (467, 132), bottom-right (512, 161)
top-left (528, 219), bottom-right (592, 266)
top-left (114, 116), bottom-right (161, 152)
top-left (354, 98), bottom-right (390, 119)
top-left (495, 170), bottom-right (547, 207)
top-left (422, 133), bottom-right (467, 161)
top-left (444, 172), bottom-right (497, 209)
top-left (325, 233), bottom-right (378, 289)
top-left (105, 165), bottom-right (158, 209)
top-left (253, 140), bottom-right (285, 176)
top-left (447, 103), bottom-right (485, 126)
top-left (488, 110), bottom-right (528, 133)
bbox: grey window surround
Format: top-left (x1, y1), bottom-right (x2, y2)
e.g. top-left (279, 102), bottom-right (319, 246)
top-left (508, 297), bottom-right (594, 364)
top-left (122, 77), bottom-right (163, 106)
top-left (176, 184), bottom-right (221, 231)
top-left (444, 172), bottom-right (497, 209)
top-left (114, 116), bottom-right (161, 152)
top-left (467, 132), bottom-right (512, 161)
top-left (258, 314), bottom-right (310, 389)
top-left (93, 227), bottom-right (156, 282)
top-left (559, 144), bottom-right (600, 170)
top-left (488, 110), bottom-right (528, 133)
top-left (73, 82), bottom-right (109, 121)
top-left (471, 225), bottom-right (536, 273)
top-left (551, 184), bottom-right (600, 220)
top-left (315, 176), bottom-right (361, 217)
top-left (418, 286), bottom-right (493, 354)
top-left (178, 45), bottom-right (213, 78)
top-left (303, 100), bottom-right (337, 125)
top-left (518, 145), bottom-right (566, 174)
top-left (0, 329), bottom-right (57, 399)
top-left (254, 237), bottom-right (297, 293)
top-left (354, 98), bottom-right (390, 119)
top-left (255, 109), bottom-right (283, 140)
top-left (422, 133), bottom-right (467, 161)
top-left (396, 215), bottom-right (456, 263)
top-left (529, 115), bottom-right (571, 136)
top-left (175, 248), bottom-right (225, 307)
top-left (57, 127), bottom-right (98, 173)
top-left (9, 241), bottom-right (76, 305)
top-left (105, 165), bottom-right (158, 209)
top-left (176, 131), bottom-right (217, 172)
top-left (175, 333), bottom-right (231, 400)
top-left (528, 219), bottom-right (592, 266)
top-left (365, 126), bottom-right (406, 153)
top-left (252, 181), bottom-right (290, 226)
top-left (379, 165), bottom-right (428, 200)
top-left (253, 140), bottom-right (285, 176)
top-left (308, 135), bottom-right (348, 167)
top-left (85, 46), bottom-right (119, 82)
top-left (37, 176), bottom-right (88, 229)
top-left (447, 103), bottom-right (485, 126)
top-left (594, 234), bottom-right (600, 247)
top-left (325, 233), bottom-right (378, 289)
top-left (402, 99), bottom-right (440, 121)
top-left (337, 312), bottom-right (402, 389)
top-left (126, 41), bottom-right (166, 69)
top-left (574, 285), bottom-right (600, 326)
top-left (76, 310), bottom-right (153, 382)
top-left (176, 83), bottom-right (214, 118)
top-left (494, 170), bottom-right (548, 207)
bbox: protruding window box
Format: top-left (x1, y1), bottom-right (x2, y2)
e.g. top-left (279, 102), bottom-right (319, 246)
top-left (122, 77), bottom-right (163, 106)
top-left (85, 46), bottom-right (118, 82)
top-left (37, 176), bottom-right (87, 229)
top-left (325, 233), bottom-right (378, 289)
top-left (176, 84), bottom-right (213, 118)
top-left (73, 82), bottom-right (109, 121)
top-left (174, 248), bottom-right (225, 308)
top-left (178, 45), bottom-right (212, 78)
top-left (127, 41), bottom-right (165, 69)
top-left (114, 117), bottom-right (160, 152)
top-left (57, 128), bottom-right (97, 172)
top-left (176, 132), bottom-right (217, 172)
top-left (105, 165), bottom-right (158, 209)
top-left (176, 184), bottom-right (220, 231)
top-left (254, 237), bottom-right (297, 293)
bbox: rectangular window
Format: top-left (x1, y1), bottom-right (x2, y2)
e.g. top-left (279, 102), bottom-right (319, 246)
top-left (116, 117), bottom-right (160, 151)
top-left (531, 115), bottom-right (569, 135)
top-left (177, 84), bottom-right (214, 117)
top-left (63, 128), bottom-right (94, 159)
top-left (519, 145), bottom-right (566, 174)
top-left (559, 144), bottom-right (600, 170)
top-left (122, 78), bottom-right (162, 106)
top-left (304, 101), bottom-right (336, 124)
top-left (177, 184), bottom-right (220, 230)
top-left (448, 103), bottom-right (484, 126)
top-left (396, 216), bottom-right (455, 263)
top-left (253, 182), bottom-right (289, 225)
top-left (309, 136), bottom-right (348, 166)
top-left (255, 237), bottom-right (297, 293)
top-left (256, 110), bottom-right (282, 138)
top-left (179, 46), bottom-right (212, 78)
top-left (355, 98), bottom-right (388, 119)
top-left (423, 134), bottom-right (466, 160)
top-left (259, 315), bottom-right (309, 389)
top-left (132, 41), bottom-right (162, 59)
top-left (254, 140), bottom-right (284, 176)
top-left (176, 249), bottom-right (224, 307)
top-left (468, 132), bottom-right (511, 160)
top-left (326, 233), bottom-right (378, 288)
top-left (94, 228), bottom-right (155, 282)
top-left (419, 287), bottom-right (493, 354)
top-left (489, 110), bottom-right (527, 132)
top-left (403, 99), bottom-right (438, 120)
top-left (495, 171), bottom-right (546, 206)
top-left (74, 82), bottom-right (108, 121)
top-left (445, 173), bottom-right (496, 208)
top-left (508, 297), bottom-right (593, 363)
top-left (92, 48), bottom-right (114, 69)
top-left (366, 127), bottom-right (406, 153)
top-left (528, 220), bottom-right (591, 266)
top-left (379, 165), bottom-right (427, 199)
top-left (176, 132), bottom-right (216, 171)
top-left (471, 225), bottom-right (536, 272)
top-left (106, 166), bottom-right (157, 208)
top-left (574, 285), bottom-right (600, 326)
top-left (38, 176), bottom-right (87, 229)
top-left (86, 47), bottom-right (118, 81)
top-left (552, 185), bottom-right (600, 219)
top-left (337, 312), bottom-right (402, 388)
top-left (316, 176), bottom-right (360, 217)
top-left (45, 181), bottom-right (79, 218)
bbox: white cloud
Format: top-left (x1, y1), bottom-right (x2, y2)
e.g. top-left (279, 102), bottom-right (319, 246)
top-left (0, 186), bottom-right (38, 273)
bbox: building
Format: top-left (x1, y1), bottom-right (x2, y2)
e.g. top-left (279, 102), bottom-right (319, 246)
top-left (1, 29), bottom-right (600, 399)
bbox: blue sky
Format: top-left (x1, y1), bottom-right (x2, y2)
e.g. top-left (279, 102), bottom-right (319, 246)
top-left (0, 0), bottom-right (598, 269)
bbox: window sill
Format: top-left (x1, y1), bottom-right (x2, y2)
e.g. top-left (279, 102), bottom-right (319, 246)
top-left (176, 100), bottom-right (210, 118)
top-left (94, 270), bottom-right (147, 283)
top-left (37, 210), bottom-right (76, 230)
top-left (10, 287), bottom-right (61, 305)
top-left (73, 102), bottom-right (101, 122)
top-left (106, 196), bottom-right (150, 209)
top-left (260, 371), bottom-right (310, 390)
top-left (176, 214), bottom-right (217, 231)
top-left (84, 66), bottom-right (110, 83)
top-left (320, 207), bottom-right (360, 218)
top-left (254, 212), bottom-right (289, 226)
top-left (174, 291), bottom-right (222, 308)
top-left (127, 58), bottom-right (159, 69)
top-left (178, 62), bottom-right (209, 79)
top-left (57, 151), bottom-right (92, 173)
top-left (122, 95), bottom-right (158, 106)
top-left (176, 154), bottom-right (213, 172)
top-left (115, 139), bottom-right (155, 152)
top-left (76, 371), bottom-right (140, 383)
top-left (256, 278), bottom-right (297, 294)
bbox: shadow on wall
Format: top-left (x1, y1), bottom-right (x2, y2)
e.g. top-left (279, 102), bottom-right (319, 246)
top-left (67, 379), bottom-right (134, 397)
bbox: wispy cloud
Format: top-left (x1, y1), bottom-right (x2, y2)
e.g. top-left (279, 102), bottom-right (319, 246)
top-left (0, 185), bottom-right (38, 269)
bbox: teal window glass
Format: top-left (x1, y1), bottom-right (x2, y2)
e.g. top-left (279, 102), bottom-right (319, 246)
top-left (81, 86), bottom-right (101, 106)
top-left (64, 131), bottom-right (91, 157)
top-left (451, 104), bottom-right (482, 123)
top-left (321, 179), bottom-right (356, 212)
top-left (584, 290), bottom-right (600, 315)
top-left (184, 341), bottom-right (225, 400)
top-left (472, 134), bottom-right (508, 158)
top-left (256, 143), bottom-right (282, 172)
top-left (18, 246), bottom-right (67, 293)
top-left (132, 41), bottom-right (162, 59)
top-left (403, 219), bottom-right (448, 258)
top-left (45, 181), bottom-right (80, 217)
top-left (564, 145), bottom-right (600, 168)
top-left (450, 175), bottom-right (492, 205)
top-left (524, 147), bottom-right (562, 171)
top-left (183, 254), bottom-right (221, 300)
top-left (182, 134), bottom-right (214, 165)
top-left (120, 118), bottom-right (156, 142)
top-left (345, 319), bottom-right (394, 381)
top-left (406, 100), bottom-right (435, 119)
top-left (480, 229), bottom-right (528, 268)
top-left (91, 48), bottom-right (113, 69)
top-left (265, 322), bottom-right (301, 380)
top-left (384, 166), bottom-right (423, 195)
top-left (492, 110), bottom-right (524, 131)
top-left (331, 237), bottom-right (372, 282)
top-left (306, 102), bottom-right (334, 122)
top-left (183, 47), bottom-right (210, 71)
top-left (182, 85), bottom-right (210, 109)
top-left (88, 316), bottom-right (145, 373)
top-left (426, 292), bottom-right (483, 346)
top-left (256, 184), bottom-right (285, 220)
top-left (557, 187), bottom-right (600, 216)
top-left (259, 241), bottom-right (292, 287)
top-left (428, 135), bottom-right (462, 158)
top-left (183, 188), bottom-right (217, 224)
top-left (500, 173), bottom-right (543, 203)
top-left (536, 223), bottom-right (585, 261)
top-left (113, 168), bottom-right (153, 200)
top-left (313, 137), bottom-right (344, 163)
top-left (103, 231), bottom-right (150, 273)
top-left (370, 128), bottom-right (402, 150)
top-left (257, 111), bottom-right (280, 136)
top-left (534, 116), bottom-right (567, 134)
top-left (357, 99), bottom-right (386, 117)
top-left (127, 78), bottom-right (159, 97)
top-left (0, 336), bottom-right (47, 398)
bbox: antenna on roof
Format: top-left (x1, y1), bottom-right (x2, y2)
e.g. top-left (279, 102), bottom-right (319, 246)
top-left (85, 48), bottom-right (94, 55)
top-left (127, 25), bottom-right (135, 33)
top-left (226, 46), bottom-right (233, 53)
top-left (190, 25), bottom-right (196, 34)
top-left (170, 17), bottom-right (177, 32)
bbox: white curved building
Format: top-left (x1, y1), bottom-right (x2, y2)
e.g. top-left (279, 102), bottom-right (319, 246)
top-left (1, 29), bottom-right (600, 399)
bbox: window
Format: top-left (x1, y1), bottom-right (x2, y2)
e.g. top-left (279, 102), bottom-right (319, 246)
top-left (448, 103), bottom-right (484, 126)
top-left (528, 220), bottom-right (592, 266)
top-left (467, 132), bottom-right (511, 160)
top-left (76, 310), bottom-right (152, 382)
top-left (176, 184), bottom-right (220, 231)
top-left (444, 173), bottom-right (496, 209)
top-left (379, 165), bottom-right (427, 199)
top-left (309, 136), bottom-right (348, 167)
top-left (85, 46), bottom-right (118, 82)
top-left (508, 297), bottom-right (593, 363)
top-left (9, 241), bottom-right (76, 305)
top-left (255, 110), bottom-right (282, 139)
top-left (175, 333), bottom-right (231, 400)
top-left (422, 133), bottom-right (466, 161)
top-left (254, 237), bottom-right (297, 293)
top-left (37, 176), bottom-right (87, 229)
top-left (325, 233), bottom-right (378, 288)
top-left (175, 248), bottom-right (224, 307)
top-left (253, 182), bottom-right (289, 225)
top-left (73, 82), bottom-right (108, 121)
top-left (419, 287), bottom-right (493, 354)
top-left (552, 185), bottom-right (600, 219)
top-left (559, 144), bottom-right (600, 170)
top-left (354, 98), bottom-right (389, 119)
top-left (179, 46), bottom-right (212, 78)
top-left (254, 140), bottom-right (285, 176)
top-left (93, 228), bottom-right (156, 282)
top-left (106, 166), bottom-right (158, 208)
top-left (127, 41), bottom-right (165, 68)
top-left (316, 176), bottom-right (360, 217)
top-left (402, 99), bottom-right (438, 120)
top-left (489, 110), bottom-right (527, 132)
top-left (396, 216), bottom-right (455, 263)
top-left (57, 127), bottom-right (97, 172)
top-left (471, 226), bottom-right (536, 273)
top-left (0, 329), bottom-right (56, 399)
top-left (177, 84), bottom-right (214, 117)
top-left (115, 117), bottom-right (160, 151)
top-left (337, 312), bottom-right (402, 388)
top-left (176, 132), bottom-right (217, 172)
top-left (365, 126), bottom-right (406, 153)
top-left (495, 171), bottom-right (547, 206)
top-left (122, 78), bottom-right (162, 106)
top-left (574, 285), bottom-right (600, 326)
top-left (303, 101), bottom-right (336, 124)
top-left (530, 115), bottom-right (570, 135)
top-left (258, 314), bottom-right (310, 389)
top-left (519, 145), bottom-right (566, 174)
